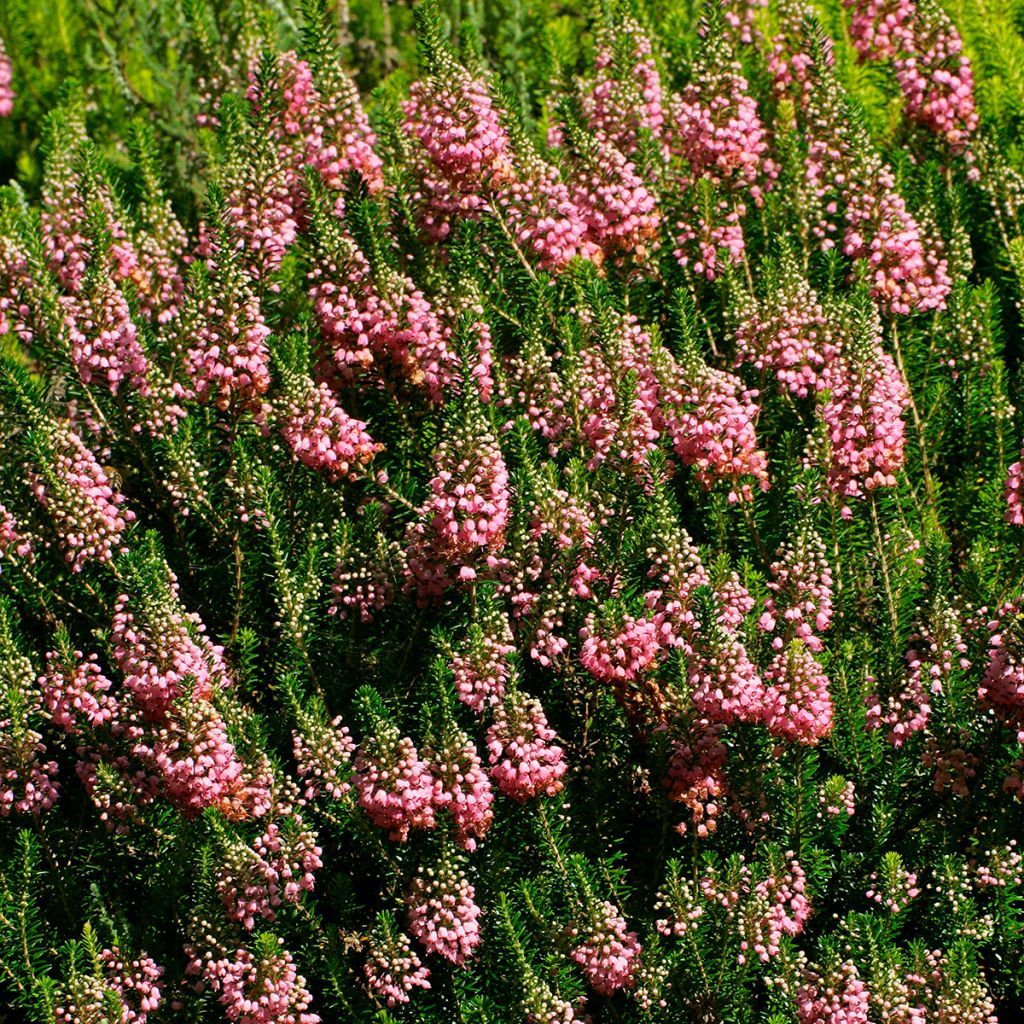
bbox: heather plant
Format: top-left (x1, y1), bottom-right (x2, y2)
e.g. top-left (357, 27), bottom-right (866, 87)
top-left (0, 0), bottom-right (1023, 1022)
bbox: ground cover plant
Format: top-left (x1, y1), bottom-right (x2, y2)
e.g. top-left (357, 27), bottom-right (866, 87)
top-left (0, 0), bottom-right (1023, 1020)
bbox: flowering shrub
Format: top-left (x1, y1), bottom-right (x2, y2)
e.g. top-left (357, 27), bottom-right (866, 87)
top-left (0, 0), bottom-right (1022, 1021)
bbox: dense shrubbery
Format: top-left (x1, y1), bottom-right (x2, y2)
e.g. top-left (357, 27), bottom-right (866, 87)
top-left (0, 0), bottom-right (1023, 1021)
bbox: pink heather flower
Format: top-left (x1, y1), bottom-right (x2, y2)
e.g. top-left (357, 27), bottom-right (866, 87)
top-left (796, 960), bottom-right (870, 1024)
top-left (218, 817), bottom-right (323, 929)
top-left (1007, 454), bottom-right (1024, 525)
top-left (330, 530), bottom-right (403, 624)
top-left (292, 713), bottom-right (355, 800)
top-left (673, 198), bottom-right (747, 279)
top-left (842, 158), bottom-right (951, 314)
top-left (735, 266), bottom-right (839, 398)
top-left (306, 57), bottom-right (384, 193)
top-left (866, 604), bottom-right (962, 746)
top-left (922, 733), bottom-right (978, 796)
top-left (578, 17), bottom-right (666, 157)
top-left (568, 900), bottom-right (641, 995)
top-left (761, 643), bottom-right (834, 744)
top-left (185, 287), bottom-right (272, 410)
top-left (847, 0), bottom-right (915, 60)
top-left (688, 628), bottom-right (768, 725)
top-left (664, 721), bottom-right (728, 837)
top-left (97, 947), bottom-right (163, 1024)
top-left (40, 646), bottom-right (118, 733)
top-left (0, 37), bottom-right (12, 117)
top-left (496, 163), bottom-right (600, 273)
top-left (978, 598), bottom-right (1024, 741)
top-left (201, 942), bottom-right (319, 1024)
top-left (845, 0), bottom-right (978, 154)
top-left (55, 948), bottom-right (164, 1024)
top-left (450, 616), bottom-right (515, 713)
top-left (407, 856), bottom-right (482, 965)
top-left (522, 974), bottom-right (588, 1024)
top-left (658, 352), bottom-right (769, 502)
top-left (866, 854), bottom-right (920, 913)
top-left (40, 110), bottom-right (138, 293)
top-left (580, 613), bottom-right (661, 684)
top-left (31, 424), bottom-right (135, 573)
top-left (0, 650), bottom-right (60, 818)
top-left (404, 70), bottom-right (514, 190)
top-left (353, 722), bottom-right (436, 841)
top-left (739, 855), bottom-right (811, 963)
top-left (669, 30), bottom-right (776, 200)
top-left (278, 379), bottom-right (382, 481)
top-left (819, 778), bottom-right (856, 818)
top-left (427, 727), bottom-right (494, 850)
top-left (569, 139), bottom-right (661, 260)
top-left (0, 502), bottom-right (33, 561)
top-left (819, 328), bottom-right (909, 502)
top-left (61, 275), bottom-right (151, 397)
top-left (575, 312), bottom-right (663, 475)
top-left (486, 691), bottom-right (567, 801)
top-left (406, 401), bottom-right (510, 598)
top-left (364, 916), bottom-right (431, 1007)
top-left (760, 527), bottom-right (835, 652)
top-left (111, 574), bottom-right (229, 717)
top-left (894, 8), bottom-right (978, 152)
top-left (313, 249), bottom-right (458, 400)
top-left (140, 699), bottom-right (248, 819)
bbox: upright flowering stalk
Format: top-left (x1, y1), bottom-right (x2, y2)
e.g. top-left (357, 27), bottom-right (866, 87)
top-left (845, 0), bottom-right (978, 154)
top-left (0, 616), bottom-right (60, 817)
top-left (978, 597), bottom-right (1024, 740)
top-left (496, 157), bottom-right (598, 273)
top-left (200, 939), bottom-right (319, 1024)
top-left (406, 397), bottom-right (510, 597)
top-left (292, 703), bottom-right (356, 800)
top-left (761, 642), bottom-right (834, 744)
top-left (30, 422), bottom-right (135, 573)
top-left (486, 690), bottom-right (567, 801)
top-left (893, 0), bottom-right (978, 153)
top-left (402, 31), bottom-right (515, 241)
top-left (217, 815), bottom-right (323, 929)
top-left (303, 46), bottom-right (384, 194)
top-left (668, 23), bottom-right (775, 202)
top-left (759, 526), bottom-right (835, 652)
top-left (364, 912), bottom-right (431, 1007)
top-left (40, 641), bottom-right (118, 733)
top-left (571, 310), bottom-right (663, 475)
top-left (40, 107), bottom-right (138, 292)
top-left (818, 310), bottom-right (909, 507)
top-left (54, 945), bottom-right (164, 1024)
top-left (426, 723), bottom-right (494, 849)
top-left (568, 898), bottom-right (641, 995)
top-left (734, 259), bottom-right (838, 398)
top-left (275, 372), bottom-right (382, 482)
top-left (111, 567), bottom-right (229, 717)
top-left (664, 720), bottom-right (728, 836)
top-left (656, 344), bottom-right (769, 502)
top-left (842, 153), bottom-right (951, 314)
top-left (407, 852), bottom-right (483, 965)
top-left (567, 133), bottom-right (661, 261)
top-left (795, 959), bottom-right (870, 1024)
top-left (450, 613), bottom-right (515, 713)
top-left (578, 17), bottom-right (666, 158)
top-left (183, 242), bottom-right (272, 411)
top-left (353, 712), bottom-right (436, 841)
top-left (61, 270), bottom-right (151, 399)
